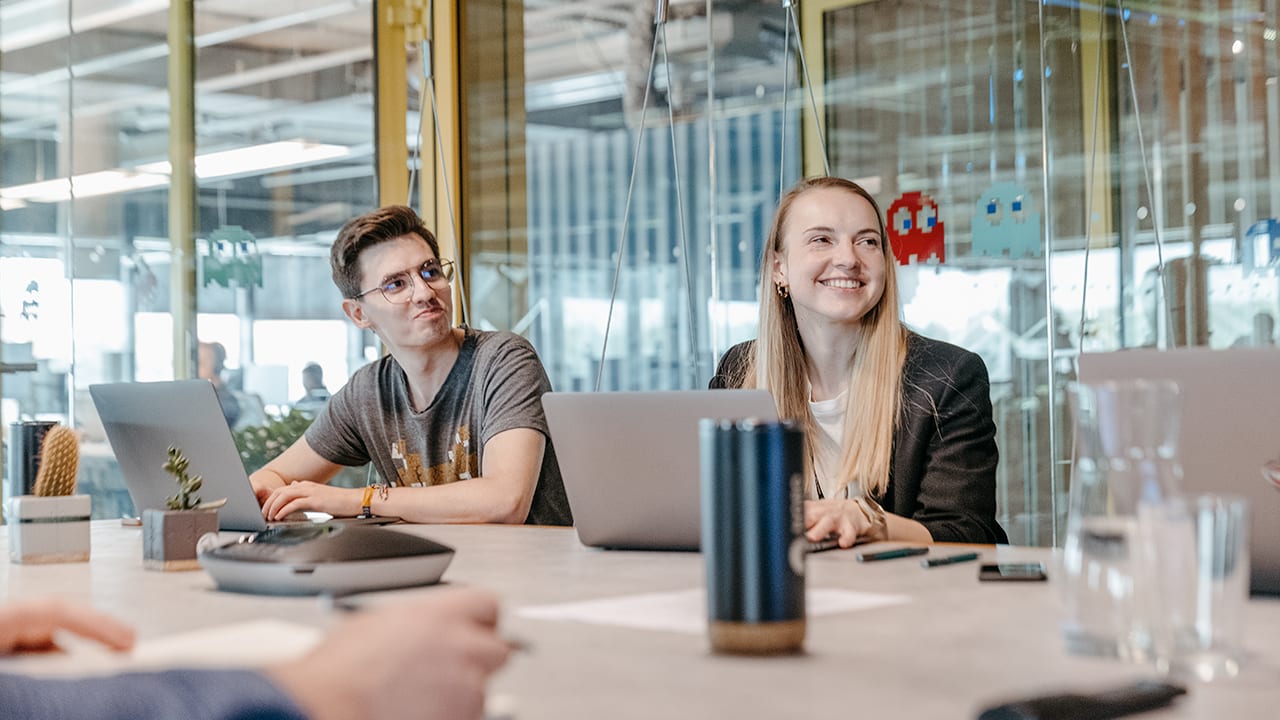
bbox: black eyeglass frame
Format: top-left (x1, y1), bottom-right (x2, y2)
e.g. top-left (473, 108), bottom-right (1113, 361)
top-left (349, 259), bottom-right (455, 303)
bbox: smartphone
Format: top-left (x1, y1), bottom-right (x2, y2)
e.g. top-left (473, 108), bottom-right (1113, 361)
top-left (978, 562), bottom-right (1048, 582)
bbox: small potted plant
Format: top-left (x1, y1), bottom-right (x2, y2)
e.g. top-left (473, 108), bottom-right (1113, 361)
top-left (142, 446), bottom-right (221, 571)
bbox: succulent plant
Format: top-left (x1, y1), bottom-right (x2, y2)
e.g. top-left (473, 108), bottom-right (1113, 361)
top-left (162, 445), bottom-right (203, 510)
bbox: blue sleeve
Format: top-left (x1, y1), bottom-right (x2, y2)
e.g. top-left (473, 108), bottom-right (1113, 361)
top-left (0, 669), bottom-right (308, 720)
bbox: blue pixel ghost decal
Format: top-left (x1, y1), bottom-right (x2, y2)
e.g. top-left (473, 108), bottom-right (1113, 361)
top-left (972, 183), bottom-right (1042, 259)
top-left (1244, 218), bottom-right (1280, 272)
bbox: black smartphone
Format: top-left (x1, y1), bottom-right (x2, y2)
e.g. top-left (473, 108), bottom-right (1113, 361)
top-left (978, 562), bottom-right (1048, 582)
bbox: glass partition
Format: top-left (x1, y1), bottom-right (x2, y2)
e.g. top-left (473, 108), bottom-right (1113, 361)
top-left (1, 0), bottom-right (377, 518)
top-left (5, 1), bottom-right (1277, 539)
top-left (459, 0), bottom-right (1280, 547)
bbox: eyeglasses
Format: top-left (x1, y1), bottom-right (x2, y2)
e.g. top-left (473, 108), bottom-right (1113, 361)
top-left (351, 259), bottom-right (455, 303)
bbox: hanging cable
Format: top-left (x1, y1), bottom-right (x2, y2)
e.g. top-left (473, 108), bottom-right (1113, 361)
top-left (1118, 3), bottom-right (1174, 348)
top-left (413, 1), bottom-right (470, 328)
top-left (785, 0), bottom-right (831, 177)
top-left (596, 12), bottom-right (660, 393)
top-left (597, 0), bottom-right (698, 392)
top-left (1078, 8), bottom-right (1106, 350)
top-left (705, 0), bottom-right (723, 371)
top-left (407, 51), bottom-right (425, 218)
top-left (779, 4), bottom-right (791, 198)
top-left (659, 22), bottom-right (701, 389)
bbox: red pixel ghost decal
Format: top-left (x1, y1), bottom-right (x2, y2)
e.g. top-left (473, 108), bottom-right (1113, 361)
top-left (887, 191), bottom-right (945, 266)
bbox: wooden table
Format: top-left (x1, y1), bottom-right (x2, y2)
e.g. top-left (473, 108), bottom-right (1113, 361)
top-left (2, 521), bottom-right (1277, 718)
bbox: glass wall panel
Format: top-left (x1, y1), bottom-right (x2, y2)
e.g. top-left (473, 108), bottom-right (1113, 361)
top-left (7, 0), bottom-right (1277, 539)
top-left (815, 0), bottom-right (1054, 545)
top-left (465, 0), bottom-right (799, 394)
top-left (1, 0), bottom-right (377, 519)
top-left (460, 1), bottom-right (1280, 547)
top-left (1042, 2), bottom-right (1280, 548)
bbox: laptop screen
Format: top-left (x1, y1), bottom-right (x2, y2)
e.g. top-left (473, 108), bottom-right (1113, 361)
top-left (90, 380), bottom-right (269, 532)
top-left (1077, 347), bottom-right (1280, 595)
top-left (543, 389), bottom-right (776, 551)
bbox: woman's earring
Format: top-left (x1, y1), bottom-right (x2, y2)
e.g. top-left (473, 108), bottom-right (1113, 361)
top-left (775, 283), bottom-right (789, 299)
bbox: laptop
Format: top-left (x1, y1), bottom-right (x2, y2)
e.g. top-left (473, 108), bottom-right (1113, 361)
top-left (1077, 347), bottom-right (1280, 595)
top-left (89, 380), bottom-right (393, 532)
top-left (543, 389), bottom-right (777, 551)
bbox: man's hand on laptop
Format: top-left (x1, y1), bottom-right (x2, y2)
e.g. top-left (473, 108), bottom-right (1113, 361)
top-left (249, 472), bottom-right (286, 506)
top-left (262, 481), bottom-right (362, 520)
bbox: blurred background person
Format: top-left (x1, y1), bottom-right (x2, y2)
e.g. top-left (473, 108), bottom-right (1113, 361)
top-left (198, 341), bottom-right (242, 428)
top-left (294, 362), bottom-right (332, 417)
top-left (199, 340), bottom-right (267, 430)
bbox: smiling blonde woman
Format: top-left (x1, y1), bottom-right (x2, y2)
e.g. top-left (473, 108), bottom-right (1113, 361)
top-left (711, 177), bottom-right (1008, 547)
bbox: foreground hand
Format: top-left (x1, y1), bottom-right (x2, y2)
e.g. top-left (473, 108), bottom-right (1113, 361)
top-left (261, 481), bottom-right (359, 520)
top-left (0, 600), bottom-right (135, 655)
top-left (268, 588), bottom-right (511, 720)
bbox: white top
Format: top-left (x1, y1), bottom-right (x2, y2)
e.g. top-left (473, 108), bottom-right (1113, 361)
top-left (808, 390), bottom-right (847, 500)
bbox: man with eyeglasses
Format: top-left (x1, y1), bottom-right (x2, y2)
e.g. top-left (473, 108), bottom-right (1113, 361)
top-left (249, 205), bottom-right (571, 526)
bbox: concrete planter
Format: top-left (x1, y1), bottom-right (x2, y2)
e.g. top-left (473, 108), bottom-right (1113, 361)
top-left (8, 495), bottom-right (91, 564)
top-left (142, 508), bottom-right (218, 571)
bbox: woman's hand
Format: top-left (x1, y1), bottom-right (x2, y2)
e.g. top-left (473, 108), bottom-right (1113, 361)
top-left (261, 481), bottom-right (360, 520)
top-left (0, 600), bottom-right (135, 655)
top-left (804, 497), bottom-right (888, 547)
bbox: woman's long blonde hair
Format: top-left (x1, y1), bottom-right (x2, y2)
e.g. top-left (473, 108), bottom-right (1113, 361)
top-left (737, 177), bottom-right (907, 499)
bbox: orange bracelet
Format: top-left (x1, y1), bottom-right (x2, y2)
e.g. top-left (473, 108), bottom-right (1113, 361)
top-left (360, 485), bottom-right (375, 516)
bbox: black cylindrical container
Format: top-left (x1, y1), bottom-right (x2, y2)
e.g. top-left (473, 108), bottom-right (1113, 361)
top-left (700, 418), bottom-right (806, 654)
top-left (5, 421), bottom-right (58, 517)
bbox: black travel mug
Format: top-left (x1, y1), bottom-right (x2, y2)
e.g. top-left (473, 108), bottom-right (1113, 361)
top-left (5, 420), bottom-right (58, 516)
top-left (700, 418), bottom-right (806, 654)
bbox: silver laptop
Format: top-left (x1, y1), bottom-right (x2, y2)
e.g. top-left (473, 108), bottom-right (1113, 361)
top-left (1077, 347), bottom-right (1280, 595)
top-left (89, 380), bottom-right (402, 532)
top-left (543, 389), bottom-right (777, 551)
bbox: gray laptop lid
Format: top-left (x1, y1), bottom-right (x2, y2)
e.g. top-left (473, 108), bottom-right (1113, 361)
top-left (543, 389), bottom-right (777, 551)
top-left (89, 380), bottom-right (269, 532)
top-left (1077, 347), bottom-right (1280, 595)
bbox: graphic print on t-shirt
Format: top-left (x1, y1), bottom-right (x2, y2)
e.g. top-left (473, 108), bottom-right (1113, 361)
top-left (390, 426), bottom-right (478, 487)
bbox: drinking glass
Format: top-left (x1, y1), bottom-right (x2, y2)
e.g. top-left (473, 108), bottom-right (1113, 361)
top-left (1149, 494), bottom-right (1250, 681)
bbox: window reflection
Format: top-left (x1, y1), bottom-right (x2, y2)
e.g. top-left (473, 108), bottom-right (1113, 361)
top-left (0, 0), bottom-right (376, 518)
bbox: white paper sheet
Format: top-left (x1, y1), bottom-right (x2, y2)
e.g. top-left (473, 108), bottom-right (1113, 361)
top-left (516, 588), bottom-right (909, 635)
top-left (5, 619), bottom-right (324, 677)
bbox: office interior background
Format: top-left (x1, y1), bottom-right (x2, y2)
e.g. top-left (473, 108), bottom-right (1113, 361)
top-left (1, 0), bottom-right (1277, 546)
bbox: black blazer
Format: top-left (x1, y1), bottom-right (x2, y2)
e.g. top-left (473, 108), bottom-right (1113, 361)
top-left (710, 332), bottom-right (1008, 544)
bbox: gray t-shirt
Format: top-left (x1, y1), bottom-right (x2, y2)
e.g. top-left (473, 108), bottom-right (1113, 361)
top-left (305, 329), bottom-right (571, 526)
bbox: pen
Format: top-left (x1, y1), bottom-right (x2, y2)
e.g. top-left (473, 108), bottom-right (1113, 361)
top-left (921, 551), bottom-right (980, 568)
top-left (807, 535), bottom-right (841, 553)
top-left (324, 594), bottom-right (531, 653)
top-left (856, 546), bottom-right (929, 563)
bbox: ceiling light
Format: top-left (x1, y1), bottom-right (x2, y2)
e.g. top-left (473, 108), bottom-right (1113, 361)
top-left (137, 140), bottom-right (352, 180)
top-left (72, 170), bottom-right (169, 197)
top-left (0, 171), bottom-right (167, 203)
top-left (1, 140), bottom-right (351, 204)
top-left (0, 178), bottom-right (70, 202)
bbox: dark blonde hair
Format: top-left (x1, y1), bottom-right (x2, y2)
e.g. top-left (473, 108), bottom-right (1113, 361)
top-left (331, 205), bottom-right (440, 299)
top-left (742, 176), bottom-right (907, 498)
